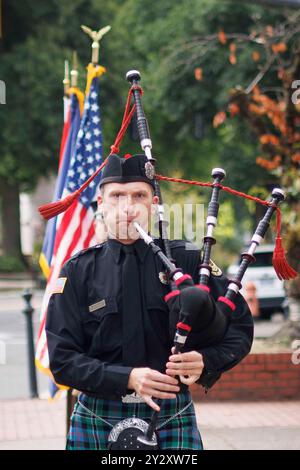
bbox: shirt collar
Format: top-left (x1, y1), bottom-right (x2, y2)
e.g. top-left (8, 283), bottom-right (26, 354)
top-left (107, 237), bottom-right (150, 264)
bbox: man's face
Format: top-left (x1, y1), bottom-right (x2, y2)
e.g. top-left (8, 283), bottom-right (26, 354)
top-left (98, 181), bottom-right (158, 243)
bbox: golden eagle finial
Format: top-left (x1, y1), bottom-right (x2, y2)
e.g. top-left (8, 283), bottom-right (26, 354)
top-left (81, 25), bottom-right (111, 64)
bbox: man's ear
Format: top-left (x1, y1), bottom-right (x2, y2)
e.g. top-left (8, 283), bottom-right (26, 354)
top-left (97, 194), bottom-right (103, 206)
top-left (151, 195), bottom-right (159, 217)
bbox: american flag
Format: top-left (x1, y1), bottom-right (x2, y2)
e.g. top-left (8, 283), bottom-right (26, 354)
top-left (35, 74), bottom-right (103, 375)
top-left (39, 94), bottom-right (79, 280)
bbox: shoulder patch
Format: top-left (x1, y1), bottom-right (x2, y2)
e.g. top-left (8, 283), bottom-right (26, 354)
top-left (52, 277), bottom-right (67, 294)
top-left (209, 259), bottom-right (222, 276)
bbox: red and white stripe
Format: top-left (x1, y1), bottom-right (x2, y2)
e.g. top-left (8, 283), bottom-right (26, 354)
top-left (35, 197), bottom-right (97, 372)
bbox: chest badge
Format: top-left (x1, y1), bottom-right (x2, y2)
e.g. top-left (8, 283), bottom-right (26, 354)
top-left (159, 271), bottom-right (169, 285)
top-left (89, 299), bottom-right (106, 312)
top-left (209, 259), bottom-right (222, 276)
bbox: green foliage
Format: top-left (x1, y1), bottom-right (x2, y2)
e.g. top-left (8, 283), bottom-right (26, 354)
top-left (0, 0), bottom-right (288, 189)
top-left (1, 0), bottom-right (295, 254)
top-left (111, 0), bottom-right (286, 193)
top-left (0, 0), bottom-right (124, 190)
top-left (0, 255), bottom-right (25, 273)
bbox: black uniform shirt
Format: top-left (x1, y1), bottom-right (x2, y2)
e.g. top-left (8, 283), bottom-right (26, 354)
top-left (46, 238), bottom-right (253, 399)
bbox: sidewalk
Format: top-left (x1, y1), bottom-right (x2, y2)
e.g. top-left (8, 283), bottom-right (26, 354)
top-left (194, 400), bottom-right (300, 450)
top-left (0, 273), bottom-right (36, 292)
top-left (0, 397), bottom-right (66, 450)
top-left (0, 398), bottom-right (299, 450)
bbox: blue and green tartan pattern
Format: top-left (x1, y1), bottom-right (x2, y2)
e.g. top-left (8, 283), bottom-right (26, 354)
top-left (66, 391), bottom-right (203, 450)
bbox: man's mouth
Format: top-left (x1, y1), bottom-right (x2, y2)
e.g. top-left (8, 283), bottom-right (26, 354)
top-left (117, 218), bottom-right (136, 225)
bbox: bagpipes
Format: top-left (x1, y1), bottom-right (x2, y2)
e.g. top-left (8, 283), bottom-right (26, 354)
top-left (129, 187), bottom-right (285, 450)
top-left (135, 187), bottom-right (285, 354)
top-left (39, 69), bottom-right (297, 451)
top-left (108, 71), bottom-right (296, 450)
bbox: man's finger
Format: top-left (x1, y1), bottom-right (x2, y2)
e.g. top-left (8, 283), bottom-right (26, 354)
top-left (143, 380), bottom-right (180, 392)
top-left (142, 395), bottom-right (160, 412)
top-left (179, 374), bottom-right (200, 385)
top-left (152, 392), bottom-right (177, 400)
top-left (166, 361), bottom-right (203, 370)
top-left (142, 390), bottom-right (177, 401)
top-left (149, 370), bottom-right (179, 385)
top-left (169, 352), bottom-right (202, 362)
top-left (166, 368), bottom-right (202, 376)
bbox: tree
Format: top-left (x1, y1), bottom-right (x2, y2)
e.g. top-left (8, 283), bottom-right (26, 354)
top-left (211, 12), bottom-right (300, 303)
top-left (111, 0), bottom-right (290, 252)
top-left (0, 0), bottom-right (122, 261)
top-left (2, 0), bottom-right (298, 273)
top-left (162, 1), bottom-right (300, 321)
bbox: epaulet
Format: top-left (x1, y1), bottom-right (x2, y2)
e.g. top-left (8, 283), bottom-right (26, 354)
top-left (66, 242), bottom-right (106, 264)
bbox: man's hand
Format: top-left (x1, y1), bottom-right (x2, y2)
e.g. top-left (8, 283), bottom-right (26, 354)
top-left (128, 368), bottom-right (180, 411)
top-left (166, 349), bottom-right (204, 385)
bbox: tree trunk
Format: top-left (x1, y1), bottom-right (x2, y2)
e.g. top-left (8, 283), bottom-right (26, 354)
top-left (0, 178), bottom-right (22, 259)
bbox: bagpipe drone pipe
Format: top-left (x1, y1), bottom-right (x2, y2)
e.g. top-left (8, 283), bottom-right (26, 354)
top-left (126, 69), bottom-right (228, 351)
top-left (127, 70), bottom-right (291, 448)
top-left (135, 187), bottom-right (286, 353)
top-left (133, 187), bottom-right (285, 449)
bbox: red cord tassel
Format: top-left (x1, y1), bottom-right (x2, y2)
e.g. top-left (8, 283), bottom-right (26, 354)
top-left (38, 87), bottom-right (139, 221)
top-left (272, 209), bottom-right (298, 280)
top-left (39, 191), bottom-right (80, 220)
top-left (39, 159), bottom-right (108, 220)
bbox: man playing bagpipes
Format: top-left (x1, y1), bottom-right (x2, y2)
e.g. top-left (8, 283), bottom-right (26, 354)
top-left (43, 71), bottom-right (297, 451)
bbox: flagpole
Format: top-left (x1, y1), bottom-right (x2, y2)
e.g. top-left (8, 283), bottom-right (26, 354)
top-left (0, 0), bottom-right (3, 41)
top-left (63, 60), bottom-right (70, 96)
top-left (63, 60), bottom-right (70, 123)
top-left (70, 51), bottom-right (78, 87)
top-left (66, 50), bottom-right (81, 438)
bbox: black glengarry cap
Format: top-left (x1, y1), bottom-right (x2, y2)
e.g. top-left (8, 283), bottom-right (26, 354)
top-left (99, 154), bottom-right (155, 190)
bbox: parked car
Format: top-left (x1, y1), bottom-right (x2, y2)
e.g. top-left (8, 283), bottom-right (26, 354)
top-left (227, 244), bottom-right (288, 319)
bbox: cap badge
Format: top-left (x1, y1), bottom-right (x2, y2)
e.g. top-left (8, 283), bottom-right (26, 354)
top-left (145, 161), bottom-right (155, 180)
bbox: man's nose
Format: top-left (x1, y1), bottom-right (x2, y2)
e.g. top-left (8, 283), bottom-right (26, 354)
top-left (121, 196), bottom-right (136, 214)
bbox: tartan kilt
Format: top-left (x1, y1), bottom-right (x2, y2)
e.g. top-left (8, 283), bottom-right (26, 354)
top-left (66, 391), bottom-right (203, 450)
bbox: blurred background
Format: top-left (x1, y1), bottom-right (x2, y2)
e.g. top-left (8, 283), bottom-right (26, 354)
top-left (0, 0), bottom-right (299, 450)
